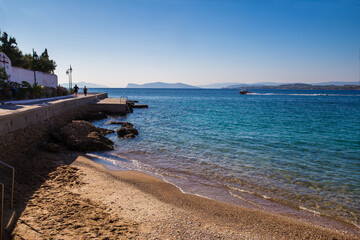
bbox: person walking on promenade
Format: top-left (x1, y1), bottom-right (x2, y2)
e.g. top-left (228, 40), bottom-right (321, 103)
top-left (74, 84), bottom-right (79, 97)
top-left (83, 86), bottom-right (88, 96)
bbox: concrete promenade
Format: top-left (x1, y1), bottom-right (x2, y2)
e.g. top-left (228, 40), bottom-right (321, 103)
top-left (0, 93), bottom-right (108, 136)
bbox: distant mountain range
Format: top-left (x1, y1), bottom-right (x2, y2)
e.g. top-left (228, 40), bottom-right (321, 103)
top-left (309, 81), bottom-right (359, 86)
top-left (59, 81), bottom-right (359, 89)
top-left (59, 81), bottom-right (109, 88)
top-left (126, 82), bottom-right (200, 88)
top-left (223, 82), bottom-right (280, 88)
top-left (196, 83), bottom-right (245, 88)
top-left (239, 83), bottom-right (360, 90)
top-left (224, 81), bottom-right (360, 89)
top-left (126, 81), bottom-right (359, 89)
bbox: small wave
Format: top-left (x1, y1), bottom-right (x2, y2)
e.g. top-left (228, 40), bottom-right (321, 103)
top-left (86, 153), bottom-right (123, 166)
top-left (299, 206), bottom-right (321, 215)
top-left (159, 177), bottom-right (187, 194)
top-left (228, 191), bottom-right (264, 209)
top-left (227, 185), bottom-right (272, 200)
top-left (162, 172), bottom-right (189, 180)
top-left (227, 185), bottom-right (256, 195)
top-left (131, 159), bottom-right (141, 168)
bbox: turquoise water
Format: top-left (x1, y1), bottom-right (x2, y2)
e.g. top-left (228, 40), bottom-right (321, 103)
top-left (89, 88), bottom-right (360, 228)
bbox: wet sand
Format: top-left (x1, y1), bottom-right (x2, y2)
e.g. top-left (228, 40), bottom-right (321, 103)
top-left (11, 151), bottom-right (359, 239)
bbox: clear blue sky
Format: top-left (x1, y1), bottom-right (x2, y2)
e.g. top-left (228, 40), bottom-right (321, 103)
top-left (1, 0), bottom-right (359, 87)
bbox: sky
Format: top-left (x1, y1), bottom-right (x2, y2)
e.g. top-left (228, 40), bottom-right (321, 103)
top-left (0, 0), bottom-right (359, 87)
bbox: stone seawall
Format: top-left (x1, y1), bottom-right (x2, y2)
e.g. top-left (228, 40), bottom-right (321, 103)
top-left (0, 93), bottom-right (107, 161)
top-left (0, 93), bottom-right (107, 136)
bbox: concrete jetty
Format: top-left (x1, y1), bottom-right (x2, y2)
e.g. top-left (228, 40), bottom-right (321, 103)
top-left (89, 98), bottom-right (128, 114)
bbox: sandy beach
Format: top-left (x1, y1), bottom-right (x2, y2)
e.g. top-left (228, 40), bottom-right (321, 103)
top-left (6, 149), bottom-right (358, 239)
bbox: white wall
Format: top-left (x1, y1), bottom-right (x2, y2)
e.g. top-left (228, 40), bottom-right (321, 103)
top-left (0, 52), bottom-right (58, 88)
top-left (10, 66), bottom-right (58, 88)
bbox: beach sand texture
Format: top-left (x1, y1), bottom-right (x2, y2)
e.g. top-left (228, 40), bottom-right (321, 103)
top-left (7, 150), bottom-right (358, 239)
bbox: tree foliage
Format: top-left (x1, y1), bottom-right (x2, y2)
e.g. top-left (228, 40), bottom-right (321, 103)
top-left (0, 32), bottom-right (23, 66)
top-left (0, 67), bottom-right (9, 81)
top-left (0, 31), bottom-right (57, 74)
top-left (37, 49), bottom-right (57, 73)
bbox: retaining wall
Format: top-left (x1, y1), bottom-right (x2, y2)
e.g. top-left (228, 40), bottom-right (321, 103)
top-left (0, 93), bottom-right (108, 136)
top-left (0, 93), bottom-right (108, 161)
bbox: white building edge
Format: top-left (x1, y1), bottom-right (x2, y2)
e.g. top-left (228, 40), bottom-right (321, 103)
top-left (0, 52), bottom-right (58, 88)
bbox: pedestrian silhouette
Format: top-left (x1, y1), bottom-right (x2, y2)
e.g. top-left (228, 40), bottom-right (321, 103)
top-left (83, 86), bottom-right (88, 96)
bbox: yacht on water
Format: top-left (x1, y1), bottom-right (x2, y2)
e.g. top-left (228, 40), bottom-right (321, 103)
top-left (239, 89), bottom-right (251, 95)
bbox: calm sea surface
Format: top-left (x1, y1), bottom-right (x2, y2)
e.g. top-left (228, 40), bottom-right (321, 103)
top-left (88, 88), bottom-right (360, 228)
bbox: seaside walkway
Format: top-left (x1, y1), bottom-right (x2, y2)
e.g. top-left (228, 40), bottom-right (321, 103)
top-left (0, 93), bottom-right (107, 117)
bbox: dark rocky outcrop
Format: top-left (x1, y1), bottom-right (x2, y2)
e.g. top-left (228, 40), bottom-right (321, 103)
top-left (98, 128), bottom-right (115, 136)
top-left (60, 120), bottom-right (115, 151)
top-left (44, 143), bottom-right (61, 153)
top-left (121, 122), bottom-right (134, 128)
top-left (116, 122), bottom-right (138, 139)
top-left (108, 121), bottom-right (124, 125)
top-left (49, 131), bottom-right (63, 142)
top-left (0, 105), bottom-right (88, 161)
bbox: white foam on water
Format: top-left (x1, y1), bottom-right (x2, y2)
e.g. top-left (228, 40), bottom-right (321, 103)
top-left (228, 191), bottom-right (264, 209)
top-left (248, 93), bottom-right (358, 96)
top-left (299, 206), bottom-right (321, 215)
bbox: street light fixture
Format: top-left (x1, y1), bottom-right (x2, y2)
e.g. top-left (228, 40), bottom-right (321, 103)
top-left (66, 65), bottom-right (73, 92)
top-left (32, 49), bottom-right (38, 85)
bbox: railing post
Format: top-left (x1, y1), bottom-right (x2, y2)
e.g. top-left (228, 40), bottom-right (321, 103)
top-left (0, 161), bottom-right (15, 210)
top-left (11, 168), bottom-right (15, 210)
top-left (0, 181), bottom-right (4, 240)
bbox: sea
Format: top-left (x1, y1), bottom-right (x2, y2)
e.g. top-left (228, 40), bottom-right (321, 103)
top-left (87, 88), bottom-right (360, 231)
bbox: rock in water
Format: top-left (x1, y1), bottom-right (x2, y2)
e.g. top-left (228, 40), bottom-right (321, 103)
top-left (98, 128), bottom-right (115, 135)
top-left (65, 132), bottom-right (114, 151)
top-left (60, 120), bottom-right (114, 151)
top-left (121, 122), bottom-right (134, 128)
top-left (124, 133), bottom-right (136, 138)
top-left (117, 123), bottom-right (138, 138)
top-left (108, 121), bottom-right (124, 125)
top-left (60, 120), bottom-right (114, 136)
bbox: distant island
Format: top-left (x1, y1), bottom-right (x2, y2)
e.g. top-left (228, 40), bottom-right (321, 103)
top-left (125, 81), bottom-right (359, 90)
top-left (57, 81), bottom-right (359, 90)
top-left (224, 81), bottom-right (360, 89)
top-left (126, 82), bottom-right (200, 88)
top-left (225, 83), bottom-right (360, 90)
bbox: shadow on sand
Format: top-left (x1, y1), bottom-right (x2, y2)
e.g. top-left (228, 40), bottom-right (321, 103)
top-left (0, 149), bottom-right (80, 239)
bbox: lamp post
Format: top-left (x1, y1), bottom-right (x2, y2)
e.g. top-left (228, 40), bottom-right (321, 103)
top-left (32, 49), bottom-right (38, 85)
top-left (66, 65), bottom-right (73, 92)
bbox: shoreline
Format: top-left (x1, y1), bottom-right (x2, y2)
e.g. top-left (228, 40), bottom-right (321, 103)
top-left (11, 150), bottom-right (359, 239)
top-left (2, 92), bottom-right (358, 239)
top-left (87, 151), bottom-right (360, 235)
